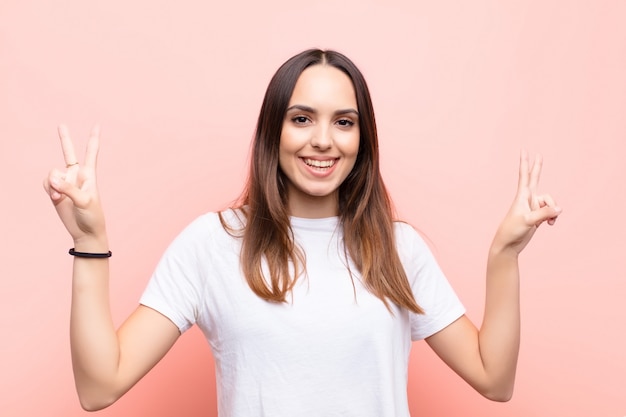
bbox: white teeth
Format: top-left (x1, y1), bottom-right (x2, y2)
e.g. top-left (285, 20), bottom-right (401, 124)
top-left (304, 158), bottom-right (335, 168)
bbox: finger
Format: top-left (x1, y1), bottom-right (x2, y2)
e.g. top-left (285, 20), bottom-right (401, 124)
top-left (43, 172), bottom-right (61, 201)
top-left (541, 193), bottom-right (557, 208)
top-left (58, 124), bottom-right (79, 167)
top-left (517, 149), bottom-right (530, 190)
top-left (84, 124), bottom-right (100, 168)
top-left (43, 169), bottom-right (66, 200)
top-left (528, 153), bottom-right (543, 191)
top-left (531, 194), bottom-right (540, 211)
top-left (49, 175), bottom-right (89, 208)
top-left (527, 205), bottom-right (562, 227)
top-left (540, 193), bottom-right (560, 225)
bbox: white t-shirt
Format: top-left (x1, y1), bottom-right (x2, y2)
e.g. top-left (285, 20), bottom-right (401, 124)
top-left (140, 211), bottom-right (465, 417)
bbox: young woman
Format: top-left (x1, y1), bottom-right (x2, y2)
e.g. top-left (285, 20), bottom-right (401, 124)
top-left (43, 49), bottom-right (561, 416)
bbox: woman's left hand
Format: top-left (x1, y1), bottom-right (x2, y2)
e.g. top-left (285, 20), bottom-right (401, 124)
top-left (492, 150), bottom-right (562, 255)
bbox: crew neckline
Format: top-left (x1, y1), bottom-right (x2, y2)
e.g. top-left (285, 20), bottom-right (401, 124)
top-left (290, 216), bottom-right (340, 232)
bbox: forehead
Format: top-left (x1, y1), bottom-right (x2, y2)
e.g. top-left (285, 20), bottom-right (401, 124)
top-left (288, 65), bottom-right (357, 108)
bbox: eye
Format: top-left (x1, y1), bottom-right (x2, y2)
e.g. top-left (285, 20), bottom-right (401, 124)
top-left (292, 116), bottom-right (311, 125)
top-left (336, 119), bottom-right (355, 127)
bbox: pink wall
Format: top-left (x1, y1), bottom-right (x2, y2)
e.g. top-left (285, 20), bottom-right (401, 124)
top-left (1, 1), bottom-right (625, 416)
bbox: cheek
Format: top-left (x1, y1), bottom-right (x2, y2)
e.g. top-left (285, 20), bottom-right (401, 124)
top-left (352, 137), bottom-right (360, 156)
top-left (278, 132), bottom-right (292, 160)
top-left (344, 131), bottom-right (360, 157)
top-left (278, 137), bottom-right (297, 173)
top-left (345, 132), bottom-right (360, 172)
top-left (279, 126), bottom-right (305, 153)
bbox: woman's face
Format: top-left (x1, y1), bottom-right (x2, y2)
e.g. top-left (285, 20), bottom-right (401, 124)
top-left (279, 65), bottom-right (360, 218)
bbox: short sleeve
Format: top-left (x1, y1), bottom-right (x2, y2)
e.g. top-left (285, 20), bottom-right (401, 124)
top-left (140, 215), bottom-right (212, 333)
top-left (394, 223), bottom-right (466, 341)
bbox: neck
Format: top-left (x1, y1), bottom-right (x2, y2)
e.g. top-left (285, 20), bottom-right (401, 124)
top-left (286, 187), bottom-right (339, 218)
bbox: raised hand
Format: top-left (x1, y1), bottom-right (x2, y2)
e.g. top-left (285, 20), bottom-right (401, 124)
top-left (43, 125), bottom-right (107, 244)
top-left (492, 150), bottom-right (561, 255)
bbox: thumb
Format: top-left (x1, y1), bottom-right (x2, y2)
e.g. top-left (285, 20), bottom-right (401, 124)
top-left (50, 176), bottom-right (88, 207)
top-left (527, 206), bottom-right (562, 227)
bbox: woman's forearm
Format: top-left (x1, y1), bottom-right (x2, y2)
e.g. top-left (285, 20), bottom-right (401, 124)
top-left (69, 237), bottom-right (121, 410)
top-left (477, 245), bottom-right (521, 400)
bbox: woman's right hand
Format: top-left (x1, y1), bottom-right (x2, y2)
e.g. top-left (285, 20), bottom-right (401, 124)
top-left (43, 125), bottom-right (107, 245)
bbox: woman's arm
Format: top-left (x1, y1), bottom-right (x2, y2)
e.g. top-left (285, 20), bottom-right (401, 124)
top-left (44, 125), bottom-right (180, 410)
top-left (425, 151), bottom-right (561, 401)
top-left (70, 257), bottom-right (179, 410)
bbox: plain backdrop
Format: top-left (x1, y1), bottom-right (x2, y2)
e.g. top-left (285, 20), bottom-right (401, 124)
top-left (1, 1), bottom-right (625, 416)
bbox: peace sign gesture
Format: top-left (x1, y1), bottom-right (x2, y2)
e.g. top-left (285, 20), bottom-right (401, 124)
top-left (43, 125), bottom-right (107, 245)
top-left (492, 151), bottom-right (562, 255)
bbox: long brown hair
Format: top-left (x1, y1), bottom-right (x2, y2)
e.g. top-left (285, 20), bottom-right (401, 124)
top-left (221, 49), bottom-right (423, 314)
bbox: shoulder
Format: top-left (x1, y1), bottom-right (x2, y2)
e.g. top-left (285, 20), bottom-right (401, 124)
top-left (176, 212), bottom-right (221, 240)
top-left (182, 209), bottom-right (245, 236)
top-left (392, 220), bottom-right (439, 270)
top-left (167, 209), bottom-right (245, 252)
top-left (393, 221), bottom-right (429, 251)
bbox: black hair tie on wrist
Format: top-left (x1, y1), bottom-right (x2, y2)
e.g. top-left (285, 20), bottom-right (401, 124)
top-left (69, 248), bottom-right (112, 258)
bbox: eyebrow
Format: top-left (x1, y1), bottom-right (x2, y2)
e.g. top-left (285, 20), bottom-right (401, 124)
top-left (286, 104), bottom-right (360, 117)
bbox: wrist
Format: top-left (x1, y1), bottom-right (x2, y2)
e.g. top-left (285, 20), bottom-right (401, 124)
top-left (489, 241), bottom-right (520, 261)
top-left (72, 235), bottom-right (110, 253)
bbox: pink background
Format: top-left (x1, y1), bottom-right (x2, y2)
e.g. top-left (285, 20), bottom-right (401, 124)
top-left (1, 1), bottom-right (625, 416)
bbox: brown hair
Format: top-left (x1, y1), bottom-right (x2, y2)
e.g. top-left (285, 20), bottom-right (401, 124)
top-left (221, 49), bottom-right (423, 314)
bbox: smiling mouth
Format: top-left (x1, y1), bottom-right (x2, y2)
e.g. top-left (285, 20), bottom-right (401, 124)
top-left (302, 158), bottom-right (337, 169)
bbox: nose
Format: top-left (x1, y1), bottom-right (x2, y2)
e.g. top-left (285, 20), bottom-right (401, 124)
top-left (310, 124), bottom-right (332, 150)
